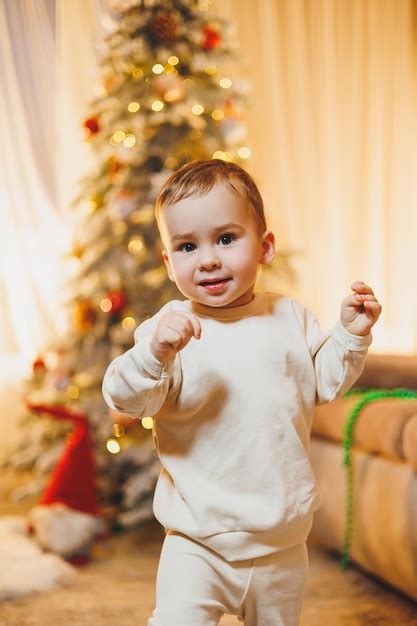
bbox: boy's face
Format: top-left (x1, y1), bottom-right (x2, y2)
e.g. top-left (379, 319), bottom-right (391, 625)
top-left (158, 183), bottom-right (275, 308)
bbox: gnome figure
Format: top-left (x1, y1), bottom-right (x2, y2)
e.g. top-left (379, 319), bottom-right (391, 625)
top-left (26, 403), bottom-right (103, 564)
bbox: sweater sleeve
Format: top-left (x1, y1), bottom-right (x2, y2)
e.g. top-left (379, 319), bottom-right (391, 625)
top-left (102, 302), bottom-right (182, 418)
top-left (291, 300), bottom-right (372, 405)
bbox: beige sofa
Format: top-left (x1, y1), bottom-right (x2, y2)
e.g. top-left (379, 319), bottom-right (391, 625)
top-left (309, 354), bottom-right (417, 600)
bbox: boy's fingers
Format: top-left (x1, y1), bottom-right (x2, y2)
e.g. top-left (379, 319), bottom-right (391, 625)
top-left (355, 294), bottom-right (378, 303)
top-left (176, 311), bottom-right (202, 339)
top-left (351, 281), bottom-right (374, 296)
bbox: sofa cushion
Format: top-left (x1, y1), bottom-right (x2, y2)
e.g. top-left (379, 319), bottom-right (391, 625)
top-left (310, 438), bottom-right (417, 601)
top-left (356, 353), bottom-right (417, 390)
top-left (312, 396), bottom-right (417, 466)
top-left (402, 413), bottom-right (417, 470)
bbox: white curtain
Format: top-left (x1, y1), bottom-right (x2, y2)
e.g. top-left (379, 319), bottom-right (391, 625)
top-left (0, 0), bottom-right (65, 382)
top-left (215, 0), bottom-right (417, 353)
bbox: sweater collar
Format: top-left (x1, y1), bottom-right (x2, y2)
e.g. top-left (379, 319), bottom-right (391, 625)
top-left (188, 291), bottom-right (267, 320)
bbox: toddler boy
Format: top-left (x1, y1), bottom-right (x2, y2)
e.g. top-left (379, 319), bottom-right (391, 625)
top-left (102, 159), bottom-right (381, 625)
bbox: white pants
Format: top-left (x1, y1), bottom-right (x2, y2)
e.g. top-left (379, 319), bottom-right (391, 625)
top-left (148, 532), bottom-right (309, 626)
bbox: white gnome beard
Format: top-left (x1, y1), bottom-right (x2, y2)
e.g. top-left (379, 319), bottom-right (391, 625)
top-left (0, 515), bottom-right (75, 601)
top-left (28, 504), bottom-right (100, 557)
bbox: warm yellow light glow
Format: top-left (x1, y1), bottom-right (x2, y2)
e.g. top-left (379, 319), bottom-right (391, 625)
top-left (219, 78), bottom-right (232, 88)
top-left (88, 200), bottom-right (97, 212)
top-left (106, 438), bottom-right (121, 454)
top-left (152, 100), bottom-right (164, 111)
top-left (189, 129), bottom-right (202, 141)
top-left (141, 417), bottom-right (154, 430)
top-left (152, 63), bottom-right (164, 74)
top-left (112, 130), bottom-right (126, 143)
top-left (112, 221), bottom-right (127, 235)
top-left (205, 65), bottom-right (217, 75)
top-left (192, 104), bottom-right (204, 115)
top-left (164, 88), bottom-right (181, 102)
top-left (130, 206), bottom-right (154, 224)
top-left (165, 156), bottom-right (178, 169)
top-left (238, 147), bottom-right (252, 159)
top-left (128, 238), bottom-right (144, 254)
top-left (165, 66), bottom-right (178, 76)
top-left (123, 134), bottom-right (136, 148)
top-left (142, 266), bottom-right (166, 287)
top-left (213, 151), bottom-right (233, 161)
top-left (122, 316), bottom-right (136, 330)
top-left (100, 298), bottom-right (112, 312)
top-left (113, 424), bottom-right (125, 437)
top-left (132, 67), bottom-right (143, 78)
top-left (67, 385), bottom-right (79, 399)
top-left (168, 56), bottom-right (179, 66)
top-left (128, 101), bottom-right (140, 113)
top-left (211, 109), bottom-right (224, 121)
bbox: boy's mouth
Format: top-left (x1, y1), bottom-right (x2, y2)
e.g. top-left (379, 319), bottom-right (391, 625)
top-left (198, 277), bottom-right (232, 292)
top-left (198, 277), bottom-right (231, 286)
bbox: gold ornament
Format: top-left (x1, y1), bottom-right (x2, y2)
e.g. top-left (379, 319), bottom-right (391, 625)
top-left (74, 300), bottom-right (97, 334)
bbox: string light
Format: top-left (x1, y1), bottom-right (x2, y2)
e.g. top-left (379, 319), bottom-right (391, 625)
top-left (205, 65), bottom-right (217, 75)
top-left (165, 156), bottom-right (178, 169)
top-left (141, 417), bottom-right (154, 429)
top-left (211, 109), bottom-right (224, 121)
top-left (165, 88), bottom-right (182, 102)
top-left (219, 78), bottom-right (232, 89)
top-left (237, 147), bottom-right (252, 159)
top-left (151, 100), bottom-right (164, 111)
top-left (128, 237), bottom-right (144, 254)
top-left (106, 438), bottom-right (121, 454)
top-left (128, 102), bottom-right (140, 112)
top-left (112, 130), bottom-right (126, 143)
top-left (67, 385), bottom-right (79, 399)
top-left (123, 134), bottom-right (136, 148)
top-left (132, 67), bottom-right (143, 78)
top-left (191, 104), bottom-right (204, 115)
top-left (152, 63), bottom-right (164, 74)
top-left (168, 55), bottom-right (179, 66)
top-left (212, 151), bottom-right (233, 161)
top-left (100, 298), bottom-right (112, 312)
top-left (122, 316), bottom-right (136, 330)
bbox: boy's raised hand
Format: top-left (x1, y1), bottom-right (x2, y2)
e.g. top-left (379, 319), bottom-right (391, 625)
top-left (149, 311), bottom-right (202, 362)
top-left (340, 281), bottom-right (382, 336)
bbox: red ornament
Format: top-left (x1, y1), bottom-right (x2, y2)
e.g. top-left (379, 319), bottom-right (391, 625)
top-left (201, 26), bottom-right (221, 50)
top-left (32, 356), bottom-right (46, 373)
top-left (106, 290), bottom-right (127, 315)
top-left (83, 117), bottom-right (100, 135)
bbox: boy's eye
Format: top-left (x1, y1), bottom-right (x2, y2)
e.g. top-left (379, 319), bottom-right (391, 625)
top-left (218, 233), bottom-right (236, 246)
top-left (179, 242), bottom-right (196, 252)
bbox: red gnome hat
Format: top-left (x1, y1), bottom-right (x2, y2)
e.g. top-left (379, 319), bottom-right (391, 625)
top-left (27, 403), bottom-right (99, 516)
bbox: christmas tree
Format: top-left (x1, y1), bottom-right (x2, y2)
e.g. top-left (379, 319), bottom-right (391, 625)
top-left (6, 0), bottom-right (294, 528)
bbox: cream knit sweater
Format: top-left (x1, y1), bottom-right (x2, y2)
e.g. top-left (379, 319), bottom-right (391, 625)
top-left (102, 291), bottom-right (372, 561)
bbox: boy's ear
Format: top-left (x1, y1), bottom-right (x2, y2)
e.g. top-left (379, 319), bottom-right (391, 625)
top-left (162, 249), bottom-right (175, 282)
top-left (260, 230), bottom-right (276, 266)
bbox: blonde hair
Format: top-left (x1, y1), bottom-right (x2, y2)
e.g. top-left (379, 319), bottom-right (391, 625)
top-left (155, 159), bottom-right (267, 234)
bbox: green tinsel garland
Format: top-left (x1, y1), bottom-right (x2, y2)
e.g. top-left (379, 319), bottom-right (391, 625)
top-left (340, 387), bottom-right (417, 571)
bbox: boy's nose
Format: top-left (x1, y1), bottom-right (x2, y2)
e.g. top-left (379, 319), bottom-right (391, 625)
top-left (198, 253), bottom-right (221, 270)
